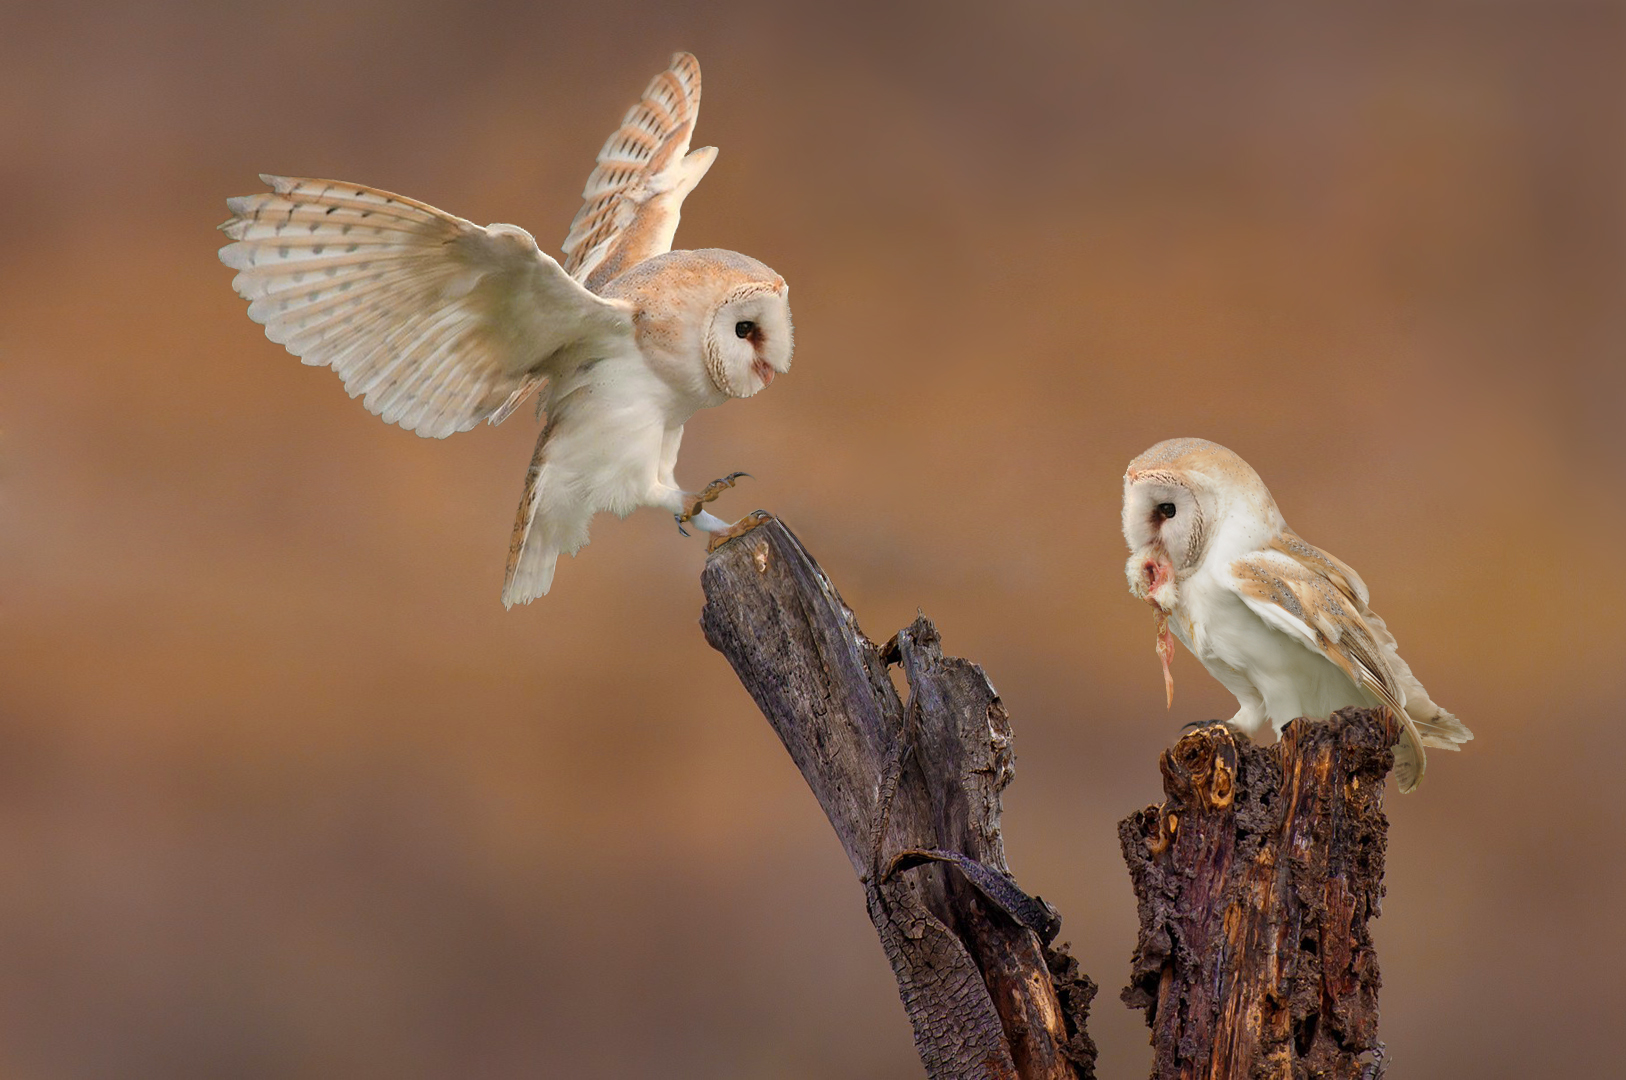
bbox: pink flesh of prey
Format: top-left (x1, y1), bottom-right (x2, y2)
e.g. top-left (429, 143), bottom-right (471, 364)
top-left (1142, 555), bottom-right (1176, 708)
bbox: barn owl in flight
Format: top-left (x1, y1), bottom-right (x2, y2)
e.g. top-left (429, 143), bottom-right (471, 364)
top-left (218, 52), bottom-right (792, 606)
top-left (1122, 438), bottom-right (1473, 792)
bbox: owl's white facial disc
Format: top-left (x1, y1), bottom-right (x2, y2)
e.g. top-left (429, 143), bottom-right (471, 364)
top-left (704, 284), bottom-right (793, 398)
top-left (1123, 474), bottom-right (1205, 572)
top-left (1122, 470), bottom-right (1208, 613)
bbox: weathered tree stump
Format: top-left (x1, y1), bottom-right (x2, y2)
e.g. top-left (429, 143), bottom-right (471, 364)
top-left (1119, 709), bottom-right (1395, 1080)
top-left (701, 518), bottom-right (1096, 1080)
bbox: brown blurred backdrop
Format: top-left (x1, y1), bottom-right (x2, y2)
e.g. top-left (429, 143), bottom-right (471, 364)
top-left (2, 1), bottom-right (1624, 1076)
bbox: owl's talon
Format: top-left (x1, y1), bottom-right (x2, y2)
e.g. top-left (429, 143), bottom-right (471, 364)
top-left (706, 510), bottom-right (773, 552)
top-left (679, 472), bottom-right (752, 523)
top-left (675, 515), bottom-right (691, 537)
top-left (697, 471), bottom-right (750, 506)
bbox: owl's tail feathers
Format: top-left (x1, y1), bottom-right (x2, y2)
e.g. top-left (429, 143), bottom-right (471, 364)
top-left (1362, 605), bottom-right (1474, 754)
top-left (503, 541), bottom-right (560, 608)
top-left (1391, 729), bottom-right (1425, 795)
top-left (503, 433), bottom-right (558, 607)
top-left (1411, 706), bottom-right (1474, 751)
top-left (1389, 708), bottom-right (1428, 794)
top-left (1388, 704), bottom-right (1471, 794)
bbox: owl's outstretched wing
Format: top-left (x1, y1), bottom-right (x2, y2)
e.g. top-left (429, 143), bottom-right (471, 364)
top-left (561, 51), bottom-right (716, 291)
top-left (1226, 532), bottom-right (1435, 792)
top-left (219, 175), bottom-right (635, 439)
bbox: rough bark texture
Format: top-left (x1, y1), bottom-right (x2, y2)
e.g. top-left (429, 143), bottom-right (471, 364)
top-left (1119, 709), bottom-right (1394, 1080)
top-left (701, 519), bottom-right (1096, 1080)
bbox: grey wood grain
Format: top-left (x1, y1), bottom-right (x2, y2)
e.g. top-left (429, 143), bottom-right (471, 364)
top-left (700, 519), bottom-right (1095, 1079)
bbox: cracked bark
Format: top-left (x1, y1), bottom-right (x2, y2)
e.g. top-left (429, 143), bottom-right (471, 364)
top-left (701, 518), bottom-right (1095, 1080)
top-left (1119, 709), bottom-right (1394, 1080)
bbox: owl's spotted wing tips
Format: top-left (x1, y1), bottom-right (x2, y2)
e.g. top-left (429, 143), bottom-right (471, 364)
top-left (217, 175), bottom-right (637, 441)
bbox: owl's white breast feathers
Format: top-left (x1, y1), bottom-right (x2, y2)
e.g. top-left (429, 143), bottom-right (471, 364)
top-left (502, 353), bottom-right (678, 607)
top-left (219, 175), bottom-right (634, 439)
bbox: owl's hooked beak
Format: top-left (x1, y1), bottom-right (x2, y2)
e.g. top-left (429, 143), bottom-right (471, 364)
top-left (1132, 550), bottom-right (1176, 611)
top-left (752, 357), bottom-right (775, 388)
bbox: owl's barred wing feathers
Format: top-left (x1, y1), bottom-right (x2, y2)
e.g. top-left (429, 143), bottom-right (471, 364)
top-left (1349, 597), bottom-right (1474, 749)
top-left (1225, 532), bottom-right (1474, 790)
top-left (219, 175), bottom-right (634, 438)
top-left (1228, 534), bottom-right (1437, 792)
top-left (562, 52), bottom-right (716, 291)
top-left (505, 417), bottom-right (561, 607)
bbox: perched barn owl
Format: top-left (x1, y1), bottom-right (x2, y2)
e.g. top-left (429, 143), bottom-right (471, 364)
top-left (1122, 438), bottom-right (1472, 792)
top-left (218, 53), bottom-right (792, 605)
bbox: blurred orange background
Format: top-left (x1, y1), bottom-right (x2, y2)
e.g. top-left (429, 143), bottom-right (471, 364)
top-left (3, 2), bottom-right (1623, 1076)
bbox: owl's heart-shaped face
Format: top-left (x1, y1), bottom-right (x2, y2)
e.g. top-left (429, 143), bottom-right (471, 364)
top-left (1123, 472), bottom-right (1206, 577)
top-left (704, 283), bottom-right (793, 399)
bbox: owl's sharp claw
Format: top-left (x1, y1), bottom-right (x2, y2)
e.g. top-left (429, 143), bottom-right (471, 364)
top-left (675, 514), bottom-right (691, 537)
top-left (706, 510), bottom-right (773, 553)
top-left (678, 472), bottom-right (752, 523)
top-left (697, 471), bottom-right (750, 505)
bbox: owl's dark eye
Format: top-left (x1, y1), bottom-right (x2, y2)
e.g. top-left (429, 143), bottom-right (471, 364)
top-left (735, 320), bottom-right (756, 339)
top-left (1156, 502), bottom-right (1177, 520)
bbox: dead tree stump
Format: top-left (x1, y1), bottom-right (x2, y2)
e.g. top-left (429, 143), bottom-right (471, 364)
top-left (1119, 710), bottom-right (1395, 1080)
top-left (701, 518), bottom-right (1096, 1080)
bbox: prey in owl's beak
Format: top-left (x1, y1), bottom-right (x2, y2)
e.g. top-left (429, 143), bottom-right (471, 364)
top-left (1153, 608), bottom-right (1175, 708)
top-left (1129, 551), bottom-right (1178, 708)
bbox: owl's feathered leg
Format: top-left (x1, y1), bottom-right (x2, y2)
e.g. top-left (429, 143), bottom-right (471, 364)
top-left (683, 510), bottom-right (730, 534)
top-left (666, 501), bottom-right (772, 549)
